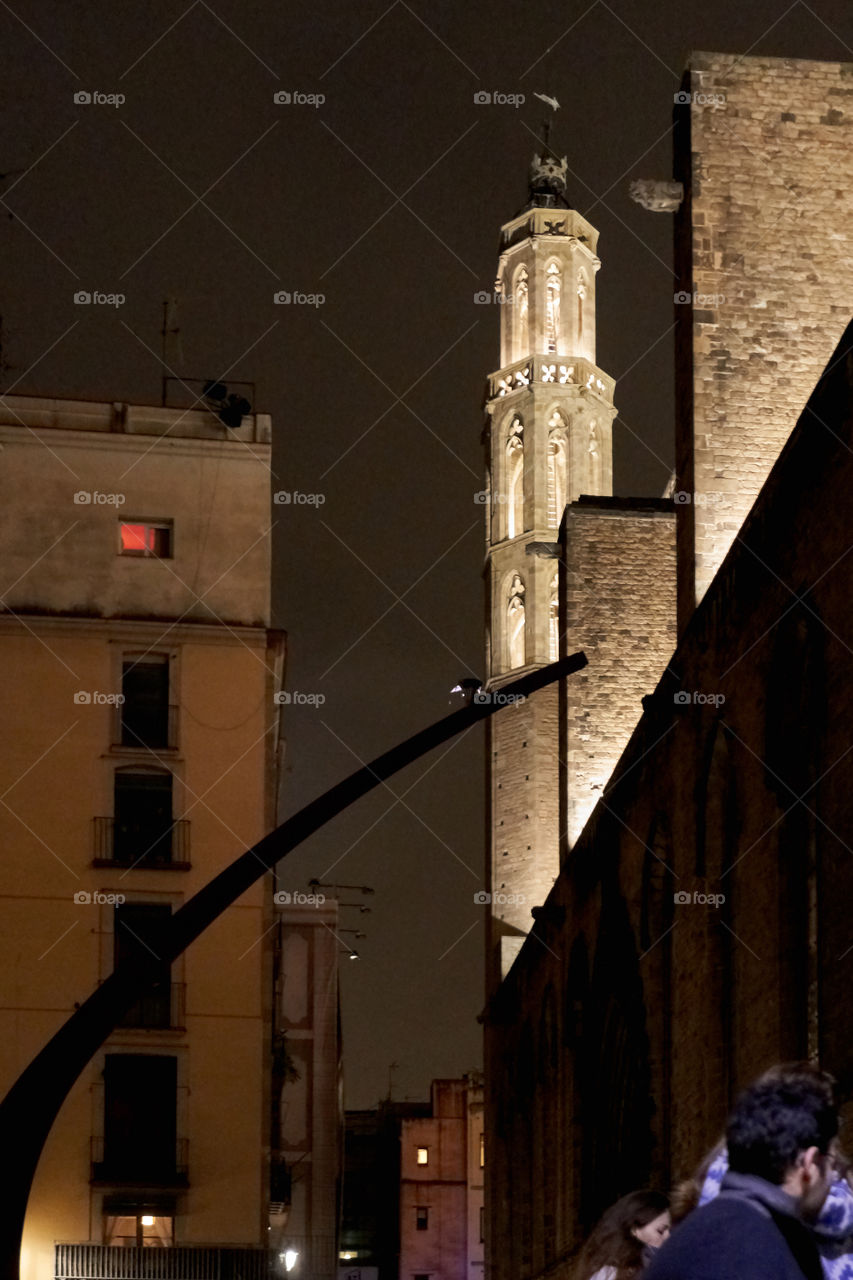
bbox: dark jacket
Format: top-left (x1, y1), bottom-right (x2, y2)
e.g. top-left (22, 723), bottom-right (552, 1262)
top-left (644, 1171), bottom-right (823, 1280)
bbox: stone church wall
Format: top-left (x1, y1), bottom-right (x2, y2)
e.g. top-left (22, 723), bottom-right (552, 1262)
top-left (674, 52), bottom-right (853, 626)
top-left (485, 324), bottom-right (853, 1280)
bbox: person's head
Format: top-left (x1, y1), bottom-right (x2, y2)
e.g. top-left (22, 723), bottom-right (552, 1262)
top-left (726, 1072), bottom-right (838, 1219)
top-left (574, 1190), bottom-right (671, 1279)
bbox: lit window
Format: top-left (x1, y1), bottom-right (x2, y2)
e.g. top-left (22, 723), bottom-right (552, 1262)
top-left (416, 1206), bottom-right (429, 1231)
top-left (104, 1207), bottom-right (174, 1247)
top-left (416, 1147), bottom-right (429, 1165)
top-left (479, 1133), bottom-right (485, 1168)
top-left (120, 521), bottom-right (172, 558)
top-left (339, 1253), bottom-right (358, 1262)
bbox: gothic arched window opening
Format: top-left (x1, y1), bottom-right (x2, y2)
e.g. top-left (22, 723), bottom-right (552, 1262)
top-left (546, 263), bottom-right (561, 354)
top-left (514, 268), bottom-right (529, 361)
top-left (507, 574), bottom-right (526, 670)
top-left (506, 418), bottom-right (524, 539)
top-left (547, 412), bottom-right (568, 527)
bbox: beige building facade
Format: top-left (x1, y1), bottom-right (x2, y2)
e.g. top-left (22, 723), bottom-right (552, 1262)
top-left (271, 899), bottom-right (344, 1280)
top-left (0, 395), bottom-right (285, 1280)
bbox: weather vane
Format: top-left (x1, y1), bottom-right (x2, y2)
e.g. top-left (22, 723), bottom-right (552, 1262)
top-left (533, 91), bottom-right (560, 147)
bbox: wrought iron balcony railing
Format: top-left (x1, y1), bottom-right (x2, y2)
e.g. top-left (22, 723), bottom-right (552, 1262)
top-left (90, 1137), bottom-right (189, 1188)
top-left (116, 981), bottom-right (186, 1032)
top-left (93, 818), bottom-right (191, 870)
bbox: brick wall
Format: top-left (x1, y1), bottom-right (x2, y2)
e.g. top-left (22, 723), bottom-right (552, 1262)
top-left (561, 499), bottom-right (677, 849)
top-left (675, 53), bottom-right (853, 625)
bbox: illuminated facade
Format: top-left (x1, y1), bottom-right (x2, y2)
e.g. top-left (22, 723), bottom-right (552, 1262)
top-left (484, 145), bottom-right (616, 985)
top-left (0, 395), bottom-right (285, 1280)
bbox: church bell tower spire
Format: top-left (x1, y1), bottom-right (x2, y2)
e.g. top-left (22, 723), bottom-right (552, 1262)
top-left (483, 135), bottom-right (618, 986)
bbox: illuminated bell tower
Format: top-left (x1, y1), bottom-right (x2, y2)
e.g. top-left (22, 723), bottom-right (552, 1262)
top-left (484, 138), bottom-right (616, 986)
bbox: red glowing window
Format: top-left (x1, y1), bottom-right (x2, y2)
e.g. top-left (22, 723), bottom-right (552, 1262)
top-left (120, 522), bottom-right (172, 558)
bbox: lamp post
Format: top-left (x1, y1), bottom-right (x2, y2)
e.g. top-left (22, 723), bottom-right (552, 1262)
top-left (0, 651), bottom-right (586, 1280)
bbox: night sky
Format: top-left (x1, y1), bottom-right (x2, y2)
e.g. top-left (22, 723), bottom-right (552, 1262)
top-left (2, 0), bottom-right (851, 1108)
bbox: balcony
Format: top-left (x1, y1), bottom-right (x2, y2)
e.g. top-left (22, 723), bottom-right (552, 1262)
top-left (55, 1245), bottom-right (272, 1280)
top-left (486, 354), bottom-right (615, 404)
top-left (93, 818), bottom-right (191, 871)
top-left (116, 982), bottom-right (186, 1032)
top-left (91, 1137), bottom-right (189, 1189)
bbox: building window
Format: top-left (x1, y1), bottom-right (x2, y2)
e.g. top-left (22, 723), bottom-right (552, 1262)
top-left (121, 656), bottom-right (172, 749)
top-left (480, 1205), bottom-right (485, 1243)
top-left (103, 1199), bottom-right (175, 1247)
top-left (416, 1147), bottom-right (429, 1165)
top-left (414, 1274), bottom-right (430, 1280)
top-left (479, 1132), bottom-right (485, 1168)
top-left (114, 902), bottom-right (173, 1029)
top-left (416, 1206), bottom-right (429, 1231)
top-left (98, 1054), bottom-right (180, 1184)
top-left (120, 521), bottom-right (173, 558)
top-left (114, 770), bottom-right (174, 866)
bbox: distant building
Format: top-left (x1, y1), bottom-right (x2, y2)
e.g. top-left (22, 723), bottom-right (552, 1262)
top-left (341, 1101), bottom-right (429, 1280)
top-left (341, 1078), bottom-right (483, 1280)
top-left (0, 395), bottom-right (285, 1280)
top-left (272, 899), bottom-right (345, 1280)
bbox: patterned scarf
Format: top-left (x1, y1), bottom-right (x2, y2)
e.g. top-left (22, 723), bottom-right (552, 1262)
top-left (700, 1148), bottom-right (853, 1280)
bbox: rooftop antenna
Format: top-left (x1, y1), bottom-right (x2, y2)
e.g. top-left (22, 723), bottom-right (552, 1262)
top-left (161, 297), bottom-right (183, 405)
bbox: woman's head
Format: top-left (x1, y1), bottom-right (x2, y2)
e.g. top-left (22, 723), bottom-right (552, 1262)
top-left (574, 1190), bottom-right (671, 1279)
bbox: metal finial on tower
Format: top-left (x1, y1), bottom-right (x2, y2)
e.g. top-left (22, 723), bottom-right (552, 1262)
top-left (527, 96), bottom-right (569, 209)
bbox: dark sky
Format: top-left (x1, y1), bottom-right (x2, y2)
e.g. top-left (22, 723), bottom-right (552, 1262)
top-left (2, 0), bottom-right (851, 1108)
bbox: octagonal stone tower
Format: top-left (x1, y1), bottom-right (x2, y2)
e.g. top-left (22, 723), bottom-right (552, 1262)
top-left (484, 143), bottom-right (616, 987)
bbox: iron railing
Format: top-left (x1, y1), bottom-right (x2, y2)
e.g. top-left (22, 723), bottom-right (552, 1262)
top-left (90, 1137), bottom-right (189, 1188)
top-left (93, 818), bottom-right (191, 870)
top-left (55, 1244), bottom-right (272, 1280)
